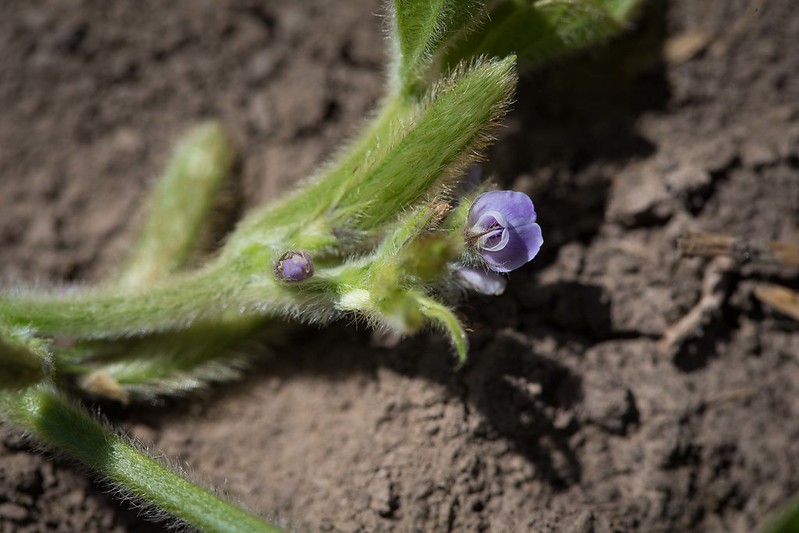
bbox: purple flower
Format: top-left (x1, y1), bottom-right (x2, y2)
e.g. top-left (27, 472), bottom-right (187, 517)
top-left (466, 191), bottom-right (543, 273)
top-left (275, 251), bottom-right (314, 282)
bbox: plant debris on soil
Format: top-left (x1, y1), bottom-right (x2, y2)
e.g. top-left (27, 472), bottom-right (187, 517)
top-left (1, 1), bottom-right (798, 531)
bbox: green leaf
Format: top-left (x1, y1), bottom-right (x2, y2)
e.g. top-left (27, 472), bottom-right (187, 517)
top-left (64, 317), bottom-right (273, 401)
top-left (390, 0), bottom-right (485, 96)
top-left (228, 56), bottom-right (516, 257)
top-left (332, 56), bottom-right (517, 231)
top-left (443, 0), bottom-right (632, 70)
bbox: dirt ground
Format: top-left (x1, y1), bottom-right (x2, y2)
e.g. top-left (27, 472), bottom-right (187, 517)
top-left (1, 0), bottom-right (798, 531)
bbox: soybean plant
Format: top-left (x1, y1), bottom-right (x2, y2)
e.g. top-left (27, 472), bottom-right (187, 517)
top-left (0, 2), bottom-right (641, 531)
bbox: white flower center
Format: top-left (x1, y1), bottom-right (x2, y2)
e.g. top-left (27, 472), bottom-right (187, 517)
top-left (474, 210), bottom-right (509, 251)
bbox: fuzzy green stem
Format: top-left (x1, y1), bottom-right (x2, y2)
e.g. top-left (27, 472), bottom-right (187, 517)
top-left (0, 385), bottom-right (282, 533)
top-left (0, 262), bottom-right (320, 338)
top-left (0, 267), bottom-right (238, 337)
top-left (0, 333), bottom-right (49, 390)
top-left (119, 122), bottom-right (234, 287)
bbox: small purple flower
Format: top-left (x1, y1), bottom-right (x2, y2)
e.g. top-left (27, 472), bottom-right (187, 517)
top-left (466, 191), bottom-right (543, 273)
top-left (275, 251), bottom-right (314, 282)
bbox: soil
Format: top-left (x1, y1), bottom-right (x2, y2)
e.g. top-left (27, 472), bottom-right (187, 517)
top-left (1, 0), bottom-right (798, 531)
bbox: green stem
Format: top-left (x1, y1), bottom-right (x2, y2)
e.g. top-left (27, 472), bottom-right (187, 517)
top-left (0, 327), bottom-right (50, 390)
top-left (1, 384), bottom-right (282, 533)
top-left (0, 266), bottom-right (236, 337)
top-left (0, 262), bottom-right (341, 339)
top-left (119, 122), bottom-right (234, 288)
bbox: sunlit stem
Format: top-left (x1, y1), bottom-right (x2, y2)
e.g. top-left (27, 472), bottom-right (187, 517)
top-left (0, 331), bottom-right (50, 390)
top-left (0, 384), bottom-right (283, 533)
top-left (119, 122), bottom-right (234, 287)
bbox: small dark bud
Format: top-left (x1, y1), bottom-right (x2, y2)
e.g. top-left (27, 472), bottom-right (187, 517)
top-left (275, 251), bottom-right (314, 282)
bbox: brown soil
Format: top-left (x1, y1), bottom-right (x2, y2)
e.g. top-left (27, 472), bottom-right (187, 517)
top-left (1, 0), bottom-right (798, 531)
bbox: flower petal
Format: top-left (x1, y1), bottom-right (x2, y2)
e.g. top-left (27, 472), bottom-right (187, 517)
top-left (482, 222), bottom-right (543, 273)
top-left (469, 191), bottom-right (536, 228)
top-left (454, 267), bottom-right (507, 295)
top-left (468, 191), bottom-right (542, 273)
top-left (478, 227), bottom-right (509, 252)
top-left (473, 210), bottom-right (508, 231)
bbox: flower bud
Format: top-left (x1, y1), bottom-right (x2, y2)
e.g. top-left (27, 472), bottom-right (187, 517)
top-left (275, 251), bottom-right (314, 282)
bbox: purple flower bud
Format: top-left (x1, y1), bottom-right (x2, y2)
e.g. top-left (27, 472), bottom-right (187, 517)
top-left (466, 191), bottom-right (543, 273)
top-left (275, 251), bottom-right (314, 282)
top-left (454, 267), bottom-right (507, 295)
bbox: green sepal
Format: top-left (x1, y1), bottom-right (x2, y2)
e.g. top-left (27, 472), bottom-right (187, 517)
top-left (414, 292), bottom-right (468, 365)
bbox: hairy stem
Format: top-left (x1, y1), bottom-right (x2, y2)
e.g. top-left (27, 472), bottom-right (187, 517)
top-left (0, 385), bottom-right (282, 532)
top-left (119, 122), bottom-right (234, 288)
top-left (0, 328), bottom-right (49, 390)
